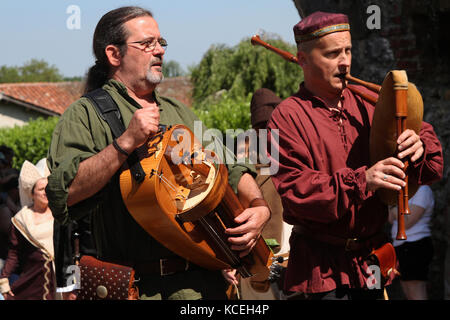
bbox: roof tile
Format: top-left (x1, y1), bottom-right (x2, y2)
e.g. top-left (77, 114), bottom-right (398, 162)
top-left (0, 82), bottom-right (83, 115)
top-left (0, 77), bottom-right (193, 116)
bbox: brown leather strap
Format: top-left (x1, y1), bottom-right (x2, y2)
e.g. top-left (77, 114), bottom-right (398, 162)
top-left (104, 256), bottom-right (195, 277)
top-left (249, 197), bottom-right (269, 208)
top-left (134, 257), bottom-right (193, 276)
top-left (249, 197), bottom-right (272, 221)
top-left (112, 139), bottom-right (130, 157)
top-left (292, 225), bottom-right (387, 252)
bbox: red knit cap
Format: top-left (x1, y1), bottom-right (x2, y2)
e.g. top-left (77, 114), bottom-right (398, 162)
top-left (293, 11), bottom-right (350, 44)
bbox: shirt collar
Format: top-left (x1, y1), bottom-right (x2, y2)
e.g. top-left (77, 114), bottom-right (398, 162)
top-left (106, 79), bottom-right (129, 96)
top-left (105, 79), bottom-right (163, 108)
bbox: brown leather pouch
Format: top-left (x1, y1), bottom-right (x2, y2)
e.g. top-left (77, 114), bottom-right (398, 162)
top-left (366, 242), bottom-right (398, 280)
top-left (77, 256), bottom-right (139, 300)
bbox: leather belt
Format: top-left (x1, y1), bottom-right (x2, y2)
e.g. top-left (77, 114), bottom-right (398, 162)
top-left (102, 256), bottom-right (194, 277)
top-left (134, 257), bottom-right (193, 276)
top-left (292, 225), bottom-right (386, 252)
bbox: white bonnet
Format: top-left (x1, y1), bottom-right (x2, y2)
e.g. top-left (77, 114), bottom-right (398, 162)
top-left (18, 158), bottom-right (50, 207)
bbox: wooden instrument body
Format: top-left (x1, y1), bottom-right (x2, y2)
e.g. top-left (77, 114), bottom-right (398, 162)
top-left (369, 71), bottom-right (423, 205)
top-left (119, 125), bottom-right (272, 278)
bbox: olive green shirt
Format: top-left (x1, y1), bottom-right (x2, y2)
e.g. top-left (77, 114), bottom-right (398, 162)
top-left (47, 79), bottom-right (255, 262)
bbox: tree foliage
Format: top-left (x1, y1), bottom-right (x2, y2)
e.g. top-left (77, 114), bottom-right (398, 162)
top-left (0, 117), bottom-right (59, 169)
top-left (162, 60), bottom-right (186, 78)
top-left (0, 59), bottom-right (64, 83)
top-left (193, 93), bottom-right (251, 136)
top-left (190, 37), bottom-right (303, 105)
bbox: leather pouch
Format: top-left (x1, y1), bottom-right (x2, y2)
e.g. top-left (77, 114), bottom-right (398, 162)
top-left (77, 256), bottom-right (139, 300)
top-left (366, 242), bottom-right (398, 280)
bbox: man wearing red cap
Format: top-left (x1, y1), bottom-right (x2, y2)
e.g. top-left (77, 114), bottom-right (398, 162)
top-left (267, 11), bottom-right (443, 299)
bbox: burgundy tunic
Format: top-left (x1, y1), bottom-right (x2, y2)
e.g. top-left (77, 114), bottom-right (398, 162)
top-left (1, 225), bottom-right (55, 300)
top-left (267, 83), bottom-right (444, 294)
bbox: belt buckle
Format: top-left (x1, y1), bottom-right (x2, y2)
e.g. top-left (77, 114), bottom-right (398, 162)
top-left (345, 238), bottom-right (359, 251)
top-left (160, 259), bottom-right (175, 276)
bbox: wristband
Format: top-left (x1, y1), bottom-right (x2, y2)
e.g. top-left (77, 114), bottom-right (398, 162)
top-left (112, 139), bottom-right (129, 157)
top-left (249, 197), bottom-right (269, 208)
top-left (249, 197), bottom-right (271, 218)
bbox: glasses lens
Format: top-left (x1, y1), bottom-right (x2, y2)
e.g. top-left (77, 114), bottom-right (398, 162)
top-left (159, 38), bottom-right (168, 49)
top-left (134, 38), bottom-right (167, 52)
top-left (142, 39), bottom-right (156, 52)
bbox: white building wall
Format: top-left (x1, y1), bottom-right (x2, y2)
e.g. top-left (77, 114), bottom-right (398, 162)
top-left (0, 102), bottom-right (46, 128)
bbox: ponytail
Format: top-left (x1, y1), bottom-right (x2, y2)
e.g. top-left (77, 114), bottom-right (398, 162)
top-left (84, 61), bottom-right (109, 94)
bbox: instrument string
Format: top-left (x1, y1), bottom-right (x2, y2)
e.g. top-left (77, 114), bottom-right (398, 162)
top-left (152, 169), bottom-right (185, 199)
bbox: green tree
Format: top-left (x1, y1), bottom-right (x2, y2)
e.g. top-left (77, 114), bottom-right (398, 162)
top-left (63, 76), bottom-right (83, 82)
top-left (190, 37), bottom-right (303, 106)
top-left (0, 59), bottom-right (64, 83)
top-left (0, 117), bottom-right (59, 169)
top-left (193, 93), bottom-right (251, 136)
top-left (0, 66), bottom-right (21, 83)
top-left (162, 60), bottom-right (186, 78)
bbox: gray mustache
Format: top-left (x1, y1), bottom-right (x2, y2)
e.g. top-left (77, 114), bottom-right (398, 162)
top-left (151, 58), bottom-right (163, 66)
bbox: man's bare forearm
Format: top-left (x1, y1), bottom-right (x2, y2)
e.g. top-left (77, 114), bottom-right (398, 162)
top-left (66, 105), bottom-right (160, 207)
top-left (67, 143), bottom-right (128, 206)
top-left (226, 172), bottom-right (270, 255)
top-left (236, 173), bottom-right (263, 207)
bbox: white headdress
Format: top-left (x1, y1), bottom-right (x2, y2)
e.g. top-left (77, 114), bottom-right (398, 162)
top-left (18, 158), bottom-right (50, 207)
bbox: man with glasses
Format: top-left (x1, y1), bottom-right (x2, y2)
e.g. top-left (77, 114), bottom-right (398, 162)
top-left (46, 6), bottom-right (270, 300)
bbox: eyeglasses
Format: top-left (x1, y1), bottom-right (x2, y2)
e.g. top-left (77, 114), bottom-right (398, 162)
top-left (126, 37), bottom-right (168, 53)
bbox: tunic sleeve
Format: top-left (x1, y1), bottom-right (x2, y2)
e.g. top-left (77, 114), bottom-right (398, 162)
top-left (1, 226), bottom-right (21, 280)
top-left (46, 99), bottom-right (108, 226)
top-left (411, 121), bottom-right (444, 185)
top-left (267, 103), bottom-right (372, 225)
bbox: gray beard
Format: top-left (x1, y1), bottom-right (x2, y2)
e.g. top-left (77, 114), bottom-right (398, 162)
top-left (146, 70), bottom-right (164, 84)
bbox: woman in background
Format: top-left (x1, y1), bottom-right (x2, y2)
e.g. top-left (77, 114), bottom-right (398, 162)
top-left (0, 159), bottom-right (55, 300)
top-left (389, 185), bottom-right (435, 300)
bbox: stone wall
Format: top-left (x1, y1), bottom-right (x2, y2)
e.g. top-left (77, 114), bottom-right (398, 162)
top-left (293, 0), bottom-right (450, 299)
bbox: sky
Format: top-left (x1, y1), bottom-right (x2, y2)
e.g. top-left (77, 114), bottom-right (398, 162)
top-left (0, 1), bottom-right (300, 78)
